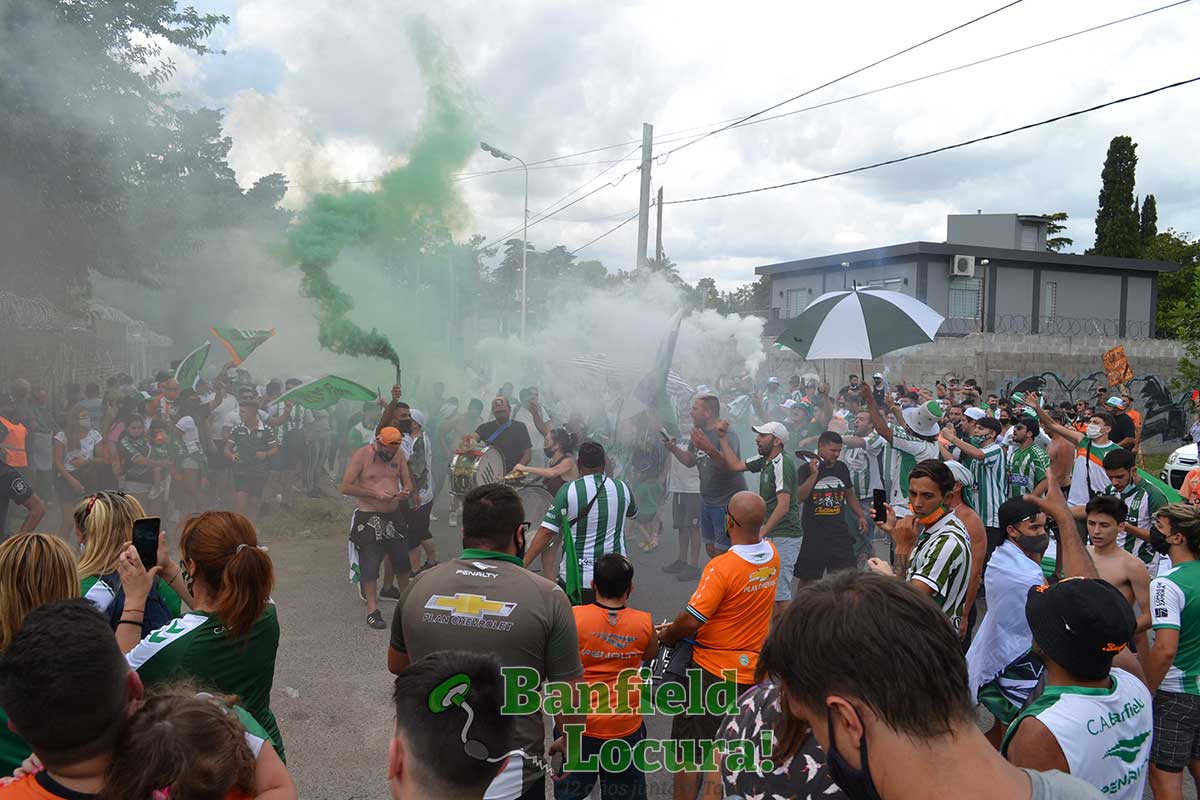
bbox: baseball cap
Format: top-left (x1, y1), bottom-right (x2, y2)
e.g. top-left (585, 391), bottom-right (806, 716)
top-left (998, 497), bottom-right (1042, 532)
top-left (1025, 578), bottom-right (1136, 680)
top-left (752, 421), bottom-right (789, 445)
top-left (377, 427), bottom-right (403, 447)
top-left (964, 407), bottom-right (987, 421)
top-left (872, 372), bottom-right (884, 380)
top-left (901, 399), bottom-right (944, 438)
top-left (944, 460), bottom-right (974, 488)
top-left (778, 398), bottom-right (798, 410)
top-left (767, 376), bottom-right (780, 385)
top-left (1105, 395), bottom-right (1127, 410)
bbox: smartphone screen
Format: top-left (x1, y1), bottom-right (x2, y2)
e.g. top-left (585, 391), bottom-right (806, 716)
top-left (872, 490), bottom-right (888, 524)
top-left (132, 517), bottom-right (161, 570)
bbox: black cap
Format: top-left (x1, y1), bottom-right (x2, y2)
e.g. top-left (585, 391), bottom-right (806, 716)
top-left (998, 498), bottom-right (1041, 533)
top-left (1026, 578), bottom-right (1136, 680)
top-left (578, 441), bottom-right (606, 469)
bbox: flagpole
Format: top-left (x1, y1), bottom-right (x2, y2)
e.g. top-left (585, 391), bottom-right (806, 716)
top-left (853, 281), bottom-right (865, 381)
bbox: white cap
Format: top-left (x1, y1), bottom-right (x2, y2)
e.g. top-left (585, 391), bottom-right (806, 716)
top-left (1105, 395), bottom-right (1126, 410)
top-left (411, 410), bottom-right (426, 428)
top-left (779, 398), bottom-right (798, 410)
top-left (945, 460), bottom-right (974, 488)
top-left (873, 372), bottom-right (884, 379)
top-left (752, 421), bottom-right (789, 445)
top-left (902, 399), bottom-right (944, 437)
top-left (964, 407), bottom-right (987, 421)
top-left (767, 376), bottom-right (780, 384)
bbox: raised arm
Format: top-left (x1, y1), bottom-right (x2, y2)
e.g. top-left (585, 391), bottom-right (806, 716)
top-left (715, 420), bottom-right (747, 472)
top-left (1033, 402), bottom-right (1083, 445)
top-left (860, 384), bottom-right (893, 444)
top-left (1026, 465), bottom-right (1097, 579)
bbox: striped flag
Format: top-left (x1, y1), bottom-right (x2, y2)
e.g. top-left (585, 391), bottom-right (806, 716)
top-left (210, 327), bottom-right (276, 365)
top-left (174, 341), bottom-right (210, 391)
top-left (275, 375), bottom-right (376, 410)
top-left (618, 309), bottom-right (686, 437)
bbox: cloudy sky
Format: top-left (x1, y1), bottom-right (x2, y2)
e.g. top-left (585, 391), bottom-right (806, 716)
top-left (167, 0), bottom-right (1199, 289)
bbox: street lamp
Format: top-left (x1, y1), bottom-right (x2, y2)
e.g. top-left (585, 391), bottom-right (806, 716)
top-left (481, 141), bottom-right (529, 340)
top-left (840, 261), bottom-right (851, 289)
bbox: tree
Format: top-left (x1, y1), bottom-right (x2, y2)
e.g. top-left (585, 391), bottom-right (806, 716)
top-left (1140, 194), bottom-right (1158, 253)
top-left (1042, 211), bottom-right (1073, 252)
top-left (1090, 136), bottom-right (1141, 258)
top-left (1146, 229), bottom-right (1200, 339)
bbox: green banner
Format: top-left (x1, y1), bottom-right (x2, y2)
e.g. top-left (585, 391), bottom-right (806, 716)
top-left (210, 327), bottom-right (275, 365)
top-left (174, 341), bottom-right (210, 391)
top-left (275, 375), bottom-right (377, 410)
top-left (1139, 468), bottom-right (1183, 504)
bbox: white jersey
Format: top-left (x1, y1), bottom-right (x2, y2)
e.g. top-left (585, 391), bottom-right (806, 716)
top-left (1002, 669), bottom-right (1151, 800)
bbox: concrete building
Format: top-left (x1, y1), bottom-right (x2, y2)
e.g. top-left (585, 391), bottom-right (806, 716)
top-left (757, 213), bottom-right (1177, 340)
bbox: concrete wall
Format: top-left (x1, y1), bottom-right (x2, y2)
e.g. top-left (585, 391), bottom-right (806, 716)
top-left (1127, 276), bottom-right (1153, 333)
top-left (947, 214), bottom-right (1022, 249)
top-left (992, 265), bottom-right (1034, 332)
top-left (1039, 269), bottom-right (1124, 333)
top-left (764, 332), bottom-right (1189, 451)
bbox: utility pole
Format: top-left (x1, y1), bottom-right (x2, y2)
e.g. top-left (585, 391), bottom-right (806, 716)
top-left (655, 186), bottom-right (664, 264)
top-left (636, 122), bottom-right (653, 269)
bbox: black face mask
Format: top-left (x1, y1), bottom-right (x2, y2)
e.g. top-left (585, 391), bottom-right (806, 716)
top-left (1150, 529), bottom-right (1173, 555)
top-left (544, 447), bottom-right (556, 459)
top-left (826, 708), bottom-right (882, 800)
top-left (515, 530), bottom-right (526, 560)
top-left (1015, 533), bottom-right (1050, 554)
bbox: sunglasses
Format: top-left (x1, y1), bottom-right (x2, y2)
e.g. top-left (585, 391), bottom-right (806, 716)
top-left (726, 511), bottom-right (741, 529)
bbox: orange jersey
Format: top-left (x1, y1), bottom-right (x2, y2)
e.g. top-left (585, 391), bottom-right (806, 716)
top-left (1126, 408), bottom-right (1142, 430)
top-left (686, 541), bottom-right (779, 684)
top-left (572, 604), bottom-right (654, 739)
top-left (1182, 468), bottom-right (1200, 506)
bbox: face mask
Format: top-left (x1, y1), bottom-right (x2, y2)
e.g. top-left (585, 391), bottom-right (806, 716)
top-left (826, 709), bottom-right (882, 800)
top-left (544, 446), bottom-right (556, 458)
top-left (1015, 533), bottom-right (1050, 554)
top-left (1086, 423), bottom-right (1102, 438)
top-left (515, 531), bottom-right (526, 560)
top-left (79, 416), bottom-right (92, 429)
top-left (1150, 529), bottom-right (1173, 555)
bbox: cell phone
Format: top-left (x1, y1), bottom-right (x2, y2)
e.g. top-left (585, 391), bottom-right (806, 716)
top-left (659, 428), bottom-right (671, 443)
top-left (872, 490), bottom-right (888, 524)
top-left (132, 517), bottom-right (161, 570)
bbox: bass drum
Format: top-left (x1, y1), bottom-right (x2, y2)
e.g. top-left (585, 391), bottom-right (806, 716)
top-left (449, 447), bottom-right (506, 496)
top-left (518, 484), bottom-right (558, 581)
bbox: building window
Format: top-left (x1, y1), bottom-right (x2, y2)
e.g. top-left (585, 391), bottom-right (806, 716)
top-left (786, 288), bottom-right (810, 318)
top-left (948, 277), bottom-right (982, 319)
top-left (1043, 281), bottom-right (1057, 318)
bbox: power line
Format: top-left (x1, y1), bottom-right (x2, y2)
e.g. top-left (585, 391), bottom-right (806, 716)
top-left (653, 0), bottom-right (1026, 163)
top-left (570, 212), bottom-right (641, 255)
top-left (663, 76), bottom-right (1200, 206)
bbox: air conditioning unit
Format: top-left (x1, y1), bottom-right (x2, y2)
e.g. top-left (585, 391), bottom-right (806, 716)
top-left (952, 255), bottom-right (976, 278)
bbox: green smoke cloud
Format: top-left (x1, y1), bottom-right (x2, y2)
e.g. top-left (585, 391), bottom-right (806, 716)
top-left (285, 17), bottom-right (475, 372)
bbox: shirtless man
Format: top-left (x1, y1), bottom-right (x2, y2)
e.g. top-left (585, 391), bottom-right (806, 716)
top-left (341, 426), bottom-right (414, 630)
top-left (1085, 494), bottom-right (1151, 666)
top-left (1046, 410), bottom-right (1076, 495)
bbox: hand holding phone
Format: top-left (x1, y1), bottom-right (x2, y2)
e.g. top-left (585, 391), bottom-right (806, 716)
top-left (132, 517), bottom-right (161, 570)
top-left (872, 490), bottom-right (888, 524)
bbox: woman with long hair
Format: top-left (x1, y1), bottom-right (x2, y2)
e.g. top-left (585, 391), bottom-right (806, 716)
top-left (53, 403), bottom-right (102, 538)
top-left (118, 511), bottom-right (284, 760)
top-left (0, 532), bottom-right (80, 775)
top-left (101, 689), bottom-right (295, 800)
top-left (513, 427), bottom-right (580, 580)
top-left (75, 491), bottom-right (190, 636)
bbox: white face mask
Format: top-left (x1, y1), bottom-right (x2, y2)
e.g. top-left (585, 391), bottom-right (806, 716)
top-left (1086, 423), bottom-right (1102, 439)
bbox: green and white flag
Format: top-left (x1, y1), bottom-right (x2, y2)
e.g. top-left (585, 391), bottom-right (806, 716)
top-left (619, 309), bottom-right (685, 437)
top-left (174, 341), bottom-right (210, 391)
top-left (275, 375), bottom-right (376, 410)
top-left (210, 327), bottom-right (275, 366)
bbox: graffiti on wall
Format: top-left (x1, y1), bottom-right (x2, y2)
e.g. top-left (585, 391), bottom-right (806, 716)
top-left (998, 371), bottom-right (1192, 445)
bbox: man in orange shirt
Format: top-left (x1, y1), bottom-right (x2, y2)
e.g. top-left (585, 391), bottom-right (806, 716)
top-left (1182, 466), bottom-right (1200, 506)
top-left (558, 554), bottom-right (657, 800)
top-left (658, 490), bottom-right (778, 800)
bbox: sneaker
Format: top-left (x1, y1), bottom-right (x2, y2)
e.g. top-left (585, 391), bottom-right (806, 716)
top-left (356, 582), bottom-right (366, 603)
top-left (379, 584), bottom-right (402, 601)
top-left (661, 559), bottom-right (686, 574)
top-left (448, 512), bottom-right (459, 527)
top-left (676, 565), bottom-right (702, 581)
top-left (366, 610), bottom-right (387, 629)
top-left (429, 513), bottom-right (440, 522)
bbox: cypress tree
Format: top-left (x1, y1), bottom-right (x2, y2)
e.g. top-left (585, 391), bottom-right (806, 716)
top-left (1140, 194), bottom-right (1158, 252)
top-left (1092, 136), bottom-right (1140, 258)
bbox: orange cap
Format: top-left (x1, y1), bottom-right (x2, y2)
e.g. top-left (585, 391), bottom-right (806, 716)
top-left (377, 427), bottom-right (403, 446)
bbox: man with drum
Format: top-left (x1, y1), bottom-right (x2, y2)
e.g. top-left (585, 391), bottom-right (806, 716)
top-left (475, 397), bottom-right (532, 474)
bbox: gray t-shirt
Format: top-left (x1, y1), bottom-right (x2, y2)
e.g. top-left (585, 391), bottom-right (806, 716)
top-left (688, 427), bottom-right (747, 507)
top-left (1024, 769), bottom-right (1104, 799)
top-left (391, 552), bottom-right (583, 796)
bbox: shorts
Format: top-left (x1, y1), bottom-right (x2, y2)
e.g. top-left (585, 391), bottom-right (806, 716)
top-left (54, 473), bottom-right (88, 505)
top-left (699, 504), bottom-right (731, 551)
top-left (770, 537), bottom-right (802, 601)
top-left (1152, 690), bottom-right (1200, 771)
top-left (350, 509), bottom-right (411, 584)
top-left (670, 665), bottom-right (752, 745)
top-left (672, 493), bottom-right (700, 530)
top-left (358, 537), bottom-right (411, 585)
top-left (177, 454), bottom-right (204, 471)
top-left (634, 482), bottom-right (662, 518)
top-left (794, 529), bottom-right (856, 581)
top-left (403, 503), bottom-right (433, 543)
top-left (977, 650), bottom-right (1045, 727)
top-left (233, 472), bottom-right (269, 497)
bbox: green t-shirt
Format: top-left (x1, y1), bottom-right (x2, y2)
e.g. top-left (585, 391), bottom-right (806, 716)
top-left (745, 453), bottom-right (803, 537)
top-left (1008, 444), bottom-right (1050, 499)
top-left (126, 604), bottom-right (284, 759)
top-left (1153, 561), bottom-right (1200, 695)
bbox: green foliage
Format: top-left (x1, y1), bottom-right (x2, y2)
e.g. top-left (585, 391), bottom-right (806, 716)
top-left (1174, 268), bottom-right (1200, 391)
top-left (1091, 136), bottom-right (1141, 258)
top-left (1042, 211), bottom-right (1073, 252)
top-left (1140, 195), bottom-right (1159, 252)
top-left (1147, 229), bottom-right (1200, 339)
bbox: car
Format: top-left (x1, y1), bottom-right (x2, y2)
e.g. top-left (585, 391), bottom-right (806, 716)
top-left (1161, 442), bottom-right (1199, 491)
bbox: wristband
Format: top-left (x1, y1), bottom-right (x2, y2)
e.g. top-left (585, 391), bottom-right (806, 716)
top-left (117, 620), bottom-right (142, 628)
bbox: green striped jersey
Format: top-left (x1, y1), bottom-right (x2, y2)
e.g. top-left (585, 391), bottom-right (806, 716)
top-left (1007, 444), bottom-right (1049, 499)
top-left (1152, 561), bottom-right (1200, 695)
top-left (745, 453), bottom-right (803, 537)
top-left (126, 604), bottom-right (284, 759)
top-left (1102, 480), bottom-right (1168, 567)
top-left (966, 442), bottom-right (1007, 527)
top-left (880, 424), bottom-right (939, 505)
top-left (542, 474), bottom-right (637, 585)
top-left (840, 437), bottom-right (879, 499)
top-left (908, 512), bottom-right (973, 630)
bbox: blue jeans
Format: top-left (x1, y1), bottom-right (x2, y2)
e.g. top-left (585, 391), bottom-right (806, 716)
top-left (699, 504), bottom-right (731, 551)
top-left (553, 725), bottom-right (647, 800)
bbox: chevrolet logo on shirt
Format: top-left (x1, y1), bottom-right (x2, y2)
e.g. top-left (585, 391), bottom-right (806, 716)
top-left (748, 566), bottom-right (777, 582)
top-left (425, 593), bottom-right (517, 619)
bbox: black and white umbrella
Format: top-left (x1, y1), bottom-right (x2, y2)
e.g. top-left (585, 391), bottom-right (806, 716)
top-left (777, 287), bottom-right (944, 361)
